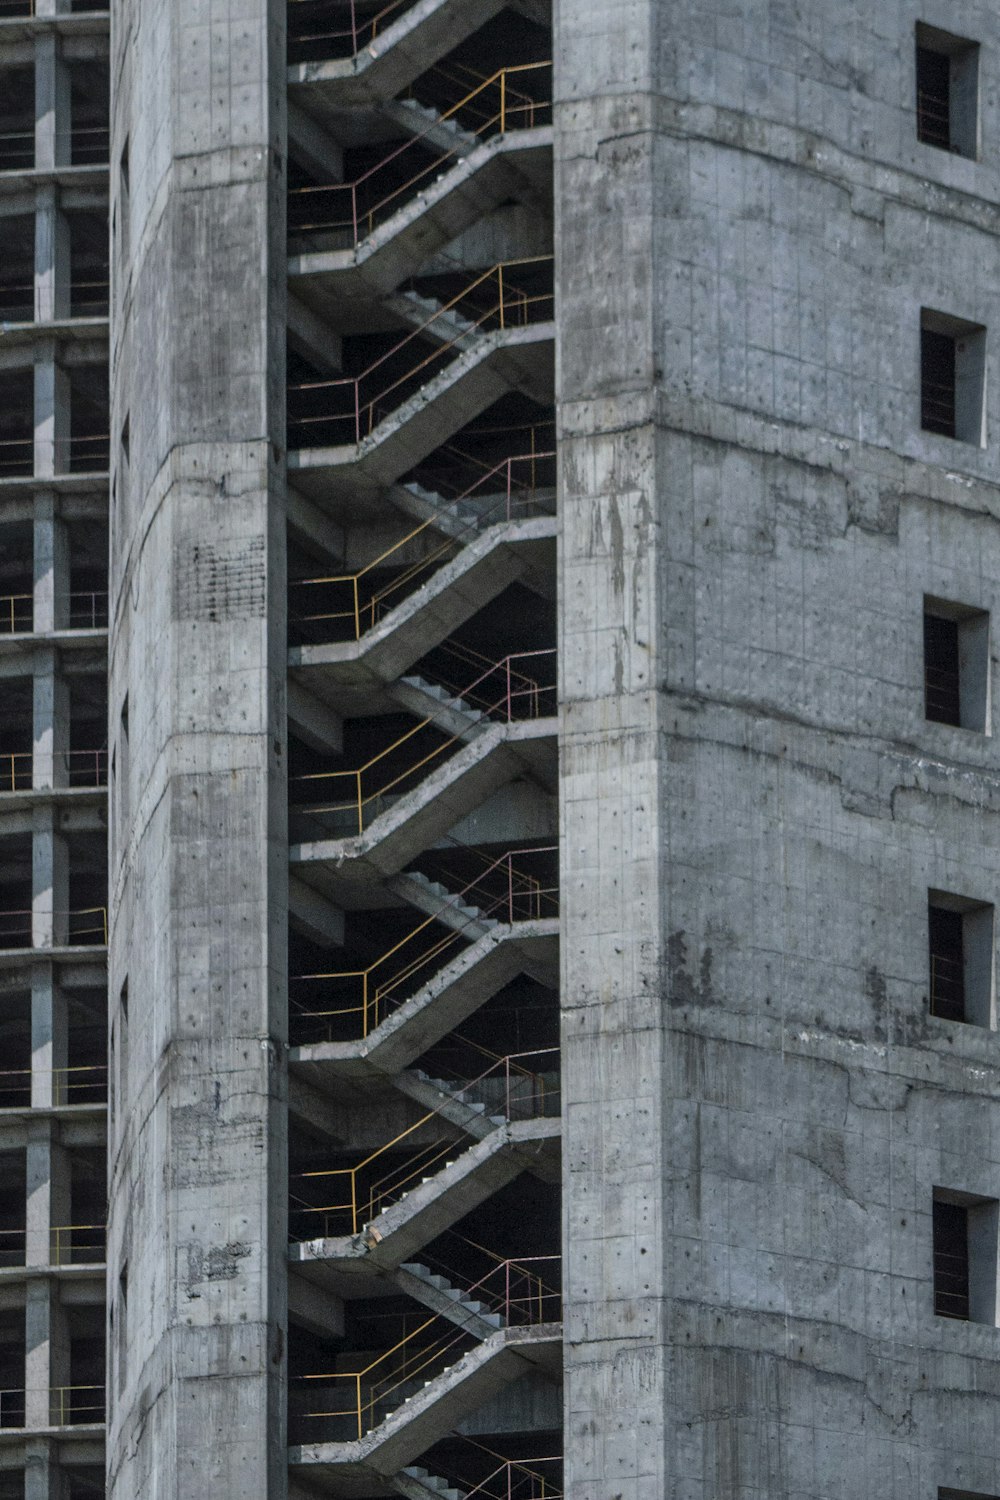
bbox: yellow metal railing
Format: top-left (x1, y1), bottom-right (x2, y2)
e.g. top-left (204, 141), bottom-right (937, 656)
top-left (0, 1063), bottom-right (108, 1107)
top-left (50, 1223), bottom-right (106, 1266)
top-left (290, 448), bottom-right (553, 642)
top-left (290, 845), bottom-right (558, 1040)
top-left (49, 1384), bottom-right (105, 1427)
top-left (289, 648), bottom-right (554, 835)
top-left (288, 255), bottom-right (553, 448)
top-left (287, 61), bottom-right (550, 239)
top-left (289, 1048), bottom-right (558, 1237)
top-left (292, 1256), bottom-right (559, 1440)
top-left (0, 907), bottom-right (108, 947)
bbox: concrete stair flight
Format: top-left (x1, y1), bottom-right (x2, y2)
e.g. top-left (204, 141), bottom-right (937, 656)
top-left (288, 0), bottom-right (513, 107)
top-left (393, 1261), bottom-right (503, 1338)
top-left (290, 716), bottom-right (557, 892)
top-left (289, 1323), bottom-right (561, 1485)
top-left (395, 1466), bottom-right (467, 1500)
top-left (287, 322), bottom-right (554, 503)
top-left (287, 516), bottom-right (556, 689)
top-left (289, 130), bottom-right (552, 302)
top-left (288, 919), bottom-right (559, 1078)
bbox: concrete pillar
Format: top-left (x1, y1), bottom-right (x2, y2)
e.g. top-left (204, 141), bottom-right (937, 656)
top-left (31, 962), bottom-right (68, 1110)
top-left (32, 808), bottom-right (69, 950)
top-left (25, 1280), bottom-right (70, 1430)
top-left (555, 2), bottom-right (668, 1494)
top-left (106, 0), bottom-right (288, 1491)
top-left (25, 1120), bottom-right (70, 1270)
top-left (34, 35), bottom-right (71, 173)
top-left (35, 186), bottom-right (71, 325)
top-left (25, 1437), bottom-right (66, 1500)
top-left (33, 496), bottom-right (71, 634)
top-left (34, 344), bottom-right (70, 480)
top-left (33, 649), bottom-right (70, 791)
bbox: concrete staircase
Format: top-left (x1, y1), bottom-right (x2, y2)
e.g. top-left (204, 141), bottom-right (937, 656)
top-left (395, 1465), bottom-right (467, 1500)
top-left (289, 1323), bottom-right (561, 1485)
top-left (394, 1261), bottom-right (503, 1338)
top-left (291, 1116), bottom-right (559, 1271)
top-left (289, 919), bottom-right (559, 1078)
top-left (287, 516), bottom-right (556, 687)
top-left (288, 0), bottom-right (512, 107)
top-left (287, 322), bottom-right (554, 502)
top-left (289, 130), bottom-right (552, 301)
top-left (291, 717), bottom-right (557, 891)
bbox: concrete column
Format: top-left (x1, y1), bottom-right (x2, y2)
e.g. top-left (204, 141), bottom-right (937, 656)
top-left (35, 186), bottom-right (71, 325)
top-left (25, 1438), bottom-right (67, 1500)
top-left (33, 649), bottom-right (70, 790)
top-left (25, 1280), bottom-right (70, 1431)
top-left (31, 962), bottom-right (68, 1110)
top-left (555, 2), bottom-right (668, 1494)
top-left (32, 808), bottom-right (69, 950)
top-left (33, 496), bottom-right (71, 634)
top-left (25, 1121), bottom-right (70, 1269)
top-left (34, 344), bottom-right (70, 480)
top-left (106, 0), bottom-right (288, 1490)
top-left (34, 35), bottom-right (71, 173)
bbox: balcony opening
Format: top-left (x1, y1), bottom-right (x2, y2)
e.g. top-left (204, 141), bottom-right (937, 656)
top-left (0, 68), bottom-right (34, 172)
top-left (70, 676), bottom-right (108, 788)
top-left (0, 678), bottom-right (32, 792)
top-left (0, 834), bottom-right (32, 948)
top-left (60, 1146), bottom-right (106, 1266)
top-left (66, 988), bottom-right (108, 1104)
top-left (0, 522), bottom-right (34, 635)
top-left (0, 216), bottom-right (34, 324)
top-left (0, 1151), bottom-right (25, 1267)
top-left (921, 308), bottom-right (986, 445)
top-left (68, 210), bottom-right (110, 318)
top-left (64, 1469), bottom-right (106, 1499)
top-left (916, 23), bottom-right (979, 158)
top-left (68, 517), bottom-right (109, 628)
top-left (934, 1190), bottom-right (999, 1323)
top-left (929, 893), bottom-right (994, 1027)
top-left (924, 598), bottom-right (990, 731)
top-left (67, 833), bottom-right (108, 946)
top-left (0, 994), bottom-right (30, 1107)
top-left (0, 1311), bottom-right (24, 1428)
top-left (68, 363), bottom-right (109, 474)
top-left (69, 60), bottom-right (109, 167)
top-left (0, 368), bottom-right (34, 478)
top-left (63, 1308), bottom-right (105, 1427)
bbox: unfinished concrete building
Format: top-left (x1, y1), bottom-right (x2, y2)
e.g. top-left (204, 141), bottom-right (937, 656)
top-left (0, 0), bottom-right (110, 1495)
top-left (4, 0), bottom-right (1000, 1496)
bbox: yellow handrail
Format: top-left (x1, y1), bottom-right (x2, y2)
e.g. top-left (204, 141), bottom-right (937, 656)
top-left (50, 1223), bottom-right (106, 1265)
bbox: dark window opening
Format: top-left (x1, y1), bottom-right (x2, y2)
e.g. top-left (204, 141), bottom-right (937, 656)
top-left (915, 25), bottom-right (979, 159)
top-left (924, 611), bottom-right (961, 724)
top-left (933, 1198), bottom-right (970, 1319)
top-left (921, 326), bottom-right (956, 437)
top-left (917, 45), bottom-right (951, 149)
top-left (929, 903), bottom-right (965, 1021)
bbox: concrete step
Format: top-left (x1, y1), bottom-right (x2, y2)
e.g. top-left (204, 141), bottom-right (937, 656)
top-left (287, 919), bottom-right (559, 1079)
top-left (288, 0), bottom-right (510, 107)
top-left (384, 96), bottom-right (480, 158)
top-left (289, 1324), bottom-right (561, 1483)
top-left (397, 1261), bottom-right (504, 1333)
top-left (287, 322), bottom-right (554, 501)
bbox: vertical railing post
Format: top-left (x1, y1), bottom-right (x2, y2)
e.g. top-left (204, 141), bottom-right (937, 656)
top-left (354, 377), bottom-right (361, 444)
top-left (356, 1374), bottom-right (362, 1440)
top-left (498, 262), bottom-right (505, 329)
top-left (350, 0), bottom-right (358, 53)
top-left (506, 457), bottom-right (512, 520)
top-left (351, 1172), bottom-right (357, 1234)
top-left (500, 69), bottom-right (506, 133)
top-left (507, 855), bottom-right (513, 923)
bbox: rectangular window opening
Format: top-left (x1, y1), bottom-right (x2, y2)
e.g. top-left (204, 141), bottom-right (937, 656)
top-left (916, 24), bottom-right (980, 159)
top-left (928, 894), bottom-right (994, 1027)
top-left (933, 1189), bottom-right (1000, 1324)
top-left (921, 308), bottom-right (986, 446)
top-left (924, 599), bottom-right (990, 732)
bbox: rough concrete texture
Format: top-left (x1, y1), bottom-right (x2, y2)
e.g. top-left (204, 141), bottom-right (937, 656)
top-left (558, 0), bottom-right (1000, 1496)
top-left (106, 0), bottom-right (288, 1492)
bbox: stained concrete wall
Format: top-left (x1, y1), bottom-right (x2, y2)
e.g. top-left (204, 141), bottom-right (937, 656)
top-left (557, 1), bottom-right (1000, 1496)
top-left (105, 0), bottom-right (288, 1490)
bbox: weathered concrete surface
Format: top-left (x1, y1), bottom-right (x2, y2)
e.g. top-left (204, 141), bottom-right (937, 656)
top-left (106, 0), bottom-right (288, 1492)
top-left (557, 1), bottom-right (1000, 1497)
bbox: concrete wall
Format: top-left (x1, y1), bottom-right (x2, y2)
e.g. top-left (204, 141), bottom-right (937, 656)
top-left (105, 0), bottom-right (288, 1489)
top-left (557, 1), bottom-right (1000, 1496)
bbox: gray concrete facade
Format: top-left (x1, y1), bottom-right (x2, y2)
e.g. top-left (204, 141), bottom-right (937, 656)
top-left (557, 1), bottom-right (1000, 1497)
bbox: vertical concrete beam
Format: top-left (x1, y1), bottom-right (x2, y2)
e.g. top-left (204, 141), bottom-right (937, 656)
top-left (34, 36), bottom-right (71, 173)
top-left (31, 963), bottom-right (68, 1110)
top-left (107, 0), bottom-right (288, 1491)
top-left (32, 808), bottom-right (69, 949)
top-left (35, 186), bottom-right (72, 325)
top-left (25, 1279), bottom-right (70, 1430)
top-left (34, 345), bottom-right (70, 480)
top-left (33, 649), bottom-right (70, 790)
top-left (555, 1), bottom-right (668, 1494)
top-left (25, 1438), bottom-right (65, 1500)
top-left (33, 496), bottom-right (71, 634)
